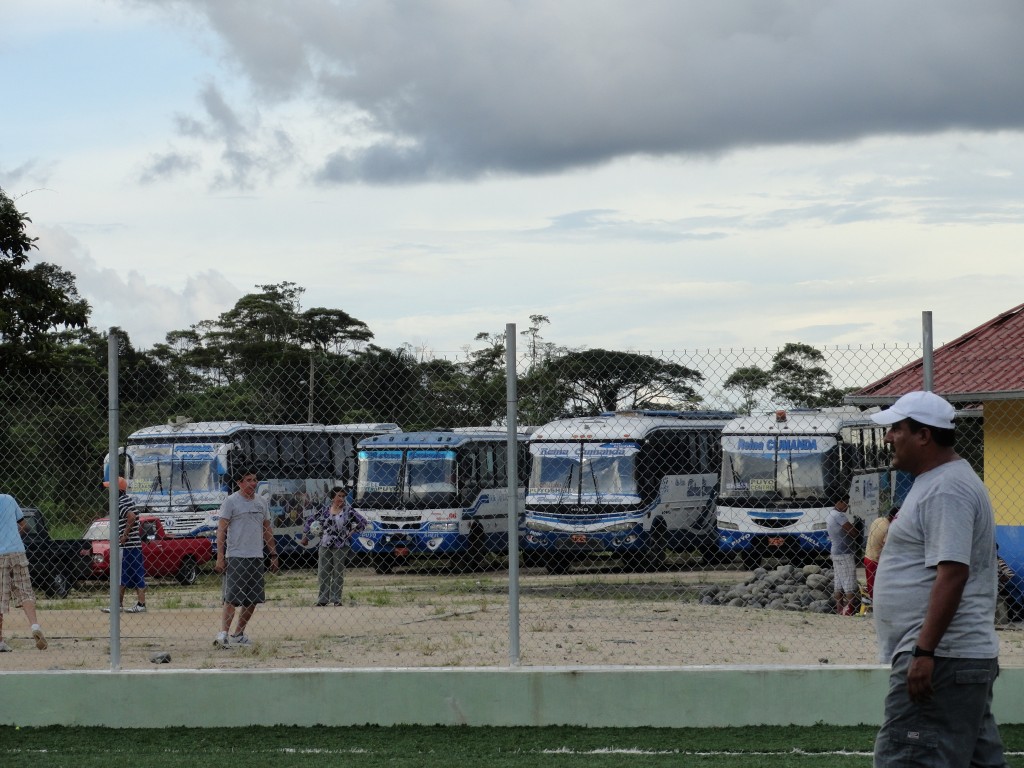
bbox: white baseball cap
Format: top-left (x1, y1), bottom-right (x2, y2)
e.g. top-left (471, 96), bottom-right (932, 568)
top-left (870, 391), bottom-right (956, 430)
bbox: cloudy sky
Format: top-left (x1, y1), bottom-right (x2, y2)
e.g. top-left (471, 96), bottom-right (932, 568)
top-left (3, 0), bottom-right (1023, 357)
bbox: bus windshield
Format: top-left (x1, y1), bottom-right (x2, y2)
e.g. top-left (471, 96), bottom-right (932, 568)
top-left (528, 442), bottom-right (641, 505)
top-left (355, 449), bottom-right (458, 509)
top-left (719, 434), bottom-right (840, 505)
top-left (127, 447), bottom-right (218, 495)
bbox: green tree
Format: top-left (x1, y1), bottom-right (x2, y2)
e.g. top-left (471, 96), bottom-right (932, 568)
top-left (768, 342), bottom-right (842, 408)
top-left (519, 314), bottom-right (550, 369)
top-left (540, 349), bottom-right (703, 415)
top-left (724, 365), bottom-right (771, 415)
top-left (0, 188), bottom-right (91, 369)
top-left (155, 282), bottom-right (376, 423)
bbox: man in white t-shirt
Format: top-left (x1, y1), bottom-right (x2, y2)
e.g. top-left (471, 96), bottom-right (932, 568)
top-left (825, 496), bottom-right (859, 616)
top-left (870, 391), bottom-right (1007, 767)
top-left (213, 470), bottom-right (278, 647)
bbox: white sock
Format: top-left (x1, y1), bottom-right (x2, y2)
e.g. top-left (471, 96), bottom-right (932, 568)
top-left (31, 624), bottom-right (41, 631)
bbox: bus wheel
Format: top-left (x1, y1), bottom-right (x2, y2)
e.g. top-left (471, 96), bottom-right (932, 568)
top-left (647, 523), bottom-right (668, 571)
top-left (625, 527), bottom-right (666, 572)
top-left (697, 535), bottom-right (722, 567)
top-left (372, 554), bottom-right (395, 575)
top-left (458, 525), bottom-right (486, 573)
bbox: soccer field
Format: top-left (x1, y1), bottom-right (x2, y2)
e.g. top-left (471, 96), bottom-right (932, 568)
top-left (4, 725), bottom-right (1024, 767)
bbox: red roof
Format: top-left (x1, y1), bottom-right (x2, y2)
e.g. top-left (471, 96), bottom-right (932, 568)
top-left (849, 303), bottom-right (1024, 403)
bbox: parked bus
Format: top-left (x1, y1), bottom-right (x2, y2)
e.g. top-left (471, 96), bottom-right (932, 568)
top-left (522, 410), bottom-right (735, 573)
top-left (351, 428), bottom-right (531, 573)
top-left (716, 407), bottom-right (892, 569)
top-left (105, 420), bottom-right (401, 560)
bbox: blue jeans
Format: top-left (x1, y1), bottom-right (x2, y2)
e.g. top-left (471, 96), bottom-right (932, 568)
top-left (874, 652), bottom-right (1007, 767)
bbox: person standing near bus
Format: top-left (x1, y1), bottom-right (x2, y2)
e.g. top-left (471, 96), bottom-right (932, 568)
top-left (214, 469), bottom-right (278, 647)
top-left (0, 493), bottom-right (47, 652)
top-left (826, 496), bottom-right (860, 616)
top-left (870, 391), bottom-right (1007, 766)
top-left (100, 477), bottom-right (147, 613)
top-left (863, 506), bottom-right (898, 601)
top-left (302, 486), bottom-right (367, 606)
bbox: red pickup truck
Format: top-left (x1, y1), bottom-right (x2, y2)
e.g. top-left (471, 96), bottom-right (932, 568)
top-left (85, 515), bottom-right (213, 585)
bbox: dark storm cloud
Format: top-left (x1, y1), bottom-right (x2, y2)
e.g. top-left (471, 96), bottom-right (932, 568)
top-left (156, 1), bottom-right (1024, 184)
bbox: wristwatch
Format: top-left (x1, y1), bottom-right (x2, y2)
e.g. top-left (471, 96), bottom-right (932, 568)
top-left (912, 645), bottom-right (935, 658)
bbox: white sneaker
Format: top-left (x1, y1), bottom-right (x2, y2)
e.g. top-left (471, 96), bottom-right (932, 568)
top-left (100, 606), bottom-right (123, 613)
top-left (214, 631), bottom-right (229, 647)
top-left (230, 633), bottom-right (252, 646)
top-left (0, 640), bottom-right (11, 652)
top-left (32, 625), bottom-right (47, 650)
top-left (125, 603), bottom-right (147, 613)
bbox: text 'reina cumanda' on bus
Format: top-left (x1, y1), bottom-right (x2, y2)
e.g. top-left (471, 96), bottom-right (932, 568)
top-left (522, 410), bottom-right (736, 574)
top-left (105, 419), bottom-right (401, 560)
top-left (715, 407), bottom-right (892, 569)
top-left (351, 428), bottom-right (531, 574)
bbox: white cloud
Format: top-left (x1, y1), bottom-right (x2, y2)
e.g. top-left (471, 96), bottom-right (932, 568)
top-left (33, 225), bottom-right (241, 346)
top-left (5, 2), bottom-right (1024, 361)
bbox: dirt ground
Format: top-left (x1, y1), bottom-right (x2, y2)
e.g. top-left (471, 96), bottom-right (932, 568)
top-left (5, 564), bottom-right (1024, 671)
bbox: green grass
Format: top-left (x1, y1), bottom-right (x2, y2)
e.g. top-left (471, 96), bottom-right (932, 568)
top-left (5, 724), bottom-right (1023, 767)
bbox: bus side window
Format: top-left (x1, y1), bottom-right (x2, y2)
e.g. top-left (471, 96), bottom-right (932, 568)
top-left (460, 451), bottom-right (480, 504)
top-left (479, 444), bottom-right (495, 487)
top-left (517, 444), bottom-right (530, 486)
top-left (279, 433), bottom-right (302, 468)
top-left (308, 433), bottom-right (330, 471)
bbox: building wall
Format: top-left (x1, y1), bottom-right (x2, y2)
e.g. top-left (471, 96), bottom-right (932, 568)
top-left (985, 400), bottom-right (1024, 584)
top-left (985, 400), bottom-right (1024, 526)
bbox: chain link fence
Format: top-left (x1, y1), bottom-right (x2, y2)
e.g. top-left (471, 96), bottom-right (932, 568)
top-left (4, 340), bottom-right (1024, 670)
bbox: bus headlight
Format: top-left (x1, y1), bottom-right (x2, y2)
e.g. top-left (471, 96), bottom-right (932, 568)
top-left (527, 520), bottom-right (559, 532)
top-left (357, 536), bottom-right (374, 550)
top-left (605, 521), bottom-right (638, 532)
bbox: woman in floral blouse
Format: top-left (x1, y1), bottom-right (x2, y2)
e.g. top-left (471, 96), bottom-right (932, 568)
top-left (301, 486), bottom-right (368, 606)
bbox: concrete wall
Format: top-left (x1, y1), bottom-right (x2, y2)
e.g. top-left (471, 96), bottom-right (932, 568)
top-left (3, 666), bottom-right (1024, 728)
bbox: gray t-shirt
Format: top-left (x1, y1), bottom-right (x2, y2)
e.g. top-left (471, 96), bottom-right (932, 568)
top-left (873, 458), bottom-right (999, 663)
top-left (826, 506), bottom-right (857, 556)
top-left (218, 491), bottom-right (271, 559)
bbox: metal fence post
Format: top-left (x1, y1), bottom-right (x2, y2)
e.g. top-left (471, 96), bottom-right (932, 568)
top-left (922, 311), bottom-right (934, 391)
top-left (505, 323), bottom-right (520, 665)
top-left (107, 329), bottom-right (121, 669)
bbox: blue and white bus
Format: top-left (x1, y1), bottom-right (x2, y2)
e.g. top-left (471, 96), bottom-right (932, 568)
top-left (351, 428), bottom-right (531, 573)
top-left (716, 407), bottom-right (892, 568)
top-left (106, 420), bottom-right (401, 560)
top-left (522, 410), bottom-right (735, 573)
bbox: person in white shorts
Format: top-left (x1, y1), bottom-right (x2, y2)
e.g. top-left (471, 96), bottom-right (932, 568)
top-left (826, 496), bottom-right (860, 616)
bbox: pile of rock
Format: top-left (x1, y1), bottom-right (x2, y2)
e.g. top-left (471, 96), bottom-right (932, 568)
top-left (698, 563), bottom-right (837, 613)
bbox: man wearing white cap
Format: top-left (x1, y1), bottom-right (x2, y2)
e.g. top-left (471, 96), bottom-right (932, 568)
top-left (870, 391), bottom-right (1007, 767)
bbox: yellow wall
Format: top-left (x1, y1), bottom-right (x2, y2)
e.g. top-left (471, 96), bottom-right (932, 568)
top-left (984, 400), bottom-right (1024, 526)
